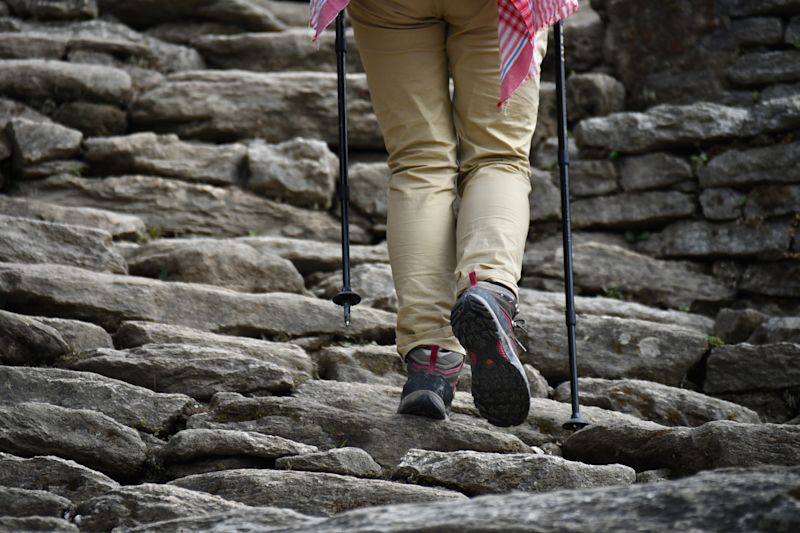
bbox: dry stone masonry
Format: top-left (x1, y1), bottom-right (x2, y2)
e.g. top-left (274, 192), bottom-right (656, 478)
top-left (0, 0), bottom-right (798, 530)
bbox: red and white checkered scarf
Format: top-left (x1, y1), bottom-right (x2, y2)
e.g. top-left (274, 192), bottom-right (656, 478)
top-left (310, 0), bottom-right (579, 105)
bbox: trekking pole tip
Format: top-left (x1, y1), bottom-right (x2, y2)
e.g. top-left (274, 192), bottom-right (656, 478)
top-left (333, 289), bottom-right (361, 328)
top-left (562, 414), bottom-right (589, 432)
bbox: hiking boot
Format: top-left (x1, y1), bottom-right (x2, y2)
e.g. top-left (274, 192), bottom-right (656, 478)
top-left (450, 273), bottom-right (530, 427)
top-left (397, 345), bottom-right (465, 420)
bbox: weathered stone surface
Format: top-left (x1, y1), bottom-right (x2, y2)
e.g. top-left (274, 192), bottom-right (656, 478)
top-left (699, 188), bottom-right (747, 220)
top-left (16, 175), bottom-right (366, 242)
top-left (0, 366), bottom-right (194, 435)
top-left (276, 447), bottom-right (383, 479)
top-left (569, 160), bottom-right (618, 197)
top-left (572, 191), bottom-right (695, 229)
top-left (124, 507), bottom-right (317, 532)
top-left (563, 420), bottom-right (800, 474)
top-left (749, 317), bottom-right (800, 344)
top-left (740, 260), bottom-right (800, 298)
top-left (699, 141), bottom-right (800, 188)
top-left (0, 516), bottom-right (78, 532)
top-left (0, 196), bottom-right (146, 240)
top-left (15, 158), bottom-right (88, 180)
top-left (561, 3), bottom-right (604, 71)
top-left (715, 390), bottom-right (799, 424)
top-left (188, 382), bottom-right (531, 469)
top-left (0, 402), bottom-right (147, 480)
top-left (566, 73), bottom-right (626, 122)
top-left (275, 466), bottom-right (800, 532)
top-left (170, 468), bottom-right (466, 516)
top-left (0, 486), bottom-right (73, 518)
top-left (0, 453), bottom-right (118, 503)
top-left (788, 15), bottom-right (800, 46)
top-left (0, 309), bottom-right (70, 365)
top-left (67, 343), bottom-right (295, 400)
top-left (349, 162), bottom-right (389, 221)
top-left (395, 449), bottom-right (635, 496)
top-left (113, 320), bottom-right (314, 377)
top-left (705, 343), bottom-right (800, 394)
top-left (553, 378), bottom-right (760, 426)
top-left (725, 0), bottom-right (800, 16)
top-left (193, 28), bottom-right (362, 73)
top-left (744, 184), bottom-right (800, 219)
top-left (730, 16), bottom-right (785, 46)
top-left (715, 307), bottom-right (770, 344)
top-left (529, 169), bottom-right (562, 222)
top-left (53, 102), bottom-right (127, 137)
top-left (0, 59), bottom-right (131, 105)
top-left (531, 135), bottom-right (579, 171)
top-left (247, 137), bottom-right (337, 209)
top-left (161, 429), bottom-right (316, 465)
top-left (618, 152), bottom-right (693, 192)
top-left (523, 241), bottom-right (735, 309)
top-left (311, 263), bottom-right (397, 312)
top-left (314, 343), bottom-right (405, 387)
top-left (0, 215), bottom-right (126, 274)
top-left (750, 94), bottom-right (800, 133)
top-left (729, 50), bottom-right (800, 86)
top-left (84, 133), bottom-right (246, 186)
top-left (638, 219), bottom-right (793, 260)
top-left (5, 0), bottom-right (97, 20)
top-left (75, 483), bottom-right (249, 532)
top-left (5, 118), bottom-right (82, 166)
top-left (33, 314), bottom-right (115, 351)
top-left (125, 238), bottom-right (304, 293)
top-left (97, 0), bottom-right (285, 31)
top-left (131, 71), bottom-right (382, 149)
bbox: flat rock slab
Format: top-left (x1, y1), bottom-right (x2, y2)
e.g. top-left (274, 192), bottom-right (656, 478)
top-left (310, 263), bottom-right (398, 312)
top-left (0, 486), bottom-right (73, 519)
top-left (0, 215), bottom-right (126, 274)
top-left (187, 383), bottom-right (530, 469)
top-left (313, 343), bottom-right (405, 387)
top-left (75, 483), bottom-right (249, 532)
top-left (169, 468), bottom-right (466, 516)
top-left (704, 343), bottom-right (800, 394)
top-left (130, 71), bottom-right (383, 149)
top-left (699, 141), bottom-right (800, 188)
top-left (5, 117), bottom-right (82, 166)
top-left (0, 366), bottom-right (195, 436)
top-left (66, 344), bottom-right (295, 400)
top-left (0, 196), bottom-right (145, 240)
top-left (0, 516), bottom-right (78, 532)
top-left (563, 420), bottom-right (800, 474)
top-left (0, 309), bottom-right (70, 365)
top-left (113, 320), bottom-right (314, 378)
top-left (394, 449), bottom-right (635, 496)
top-left (16, 174), bottom-right (365, 242)
top-left (0, 402), bottom-right (146, 480)
top-left (122, 507), bottom-right (317, 532)
top-left (0, 452), bottom-right (119, 503)
top-left (263, 466), bottom-right (800, 532)
top-left (35, 316), bottom-right (113, 353)
top-left (0, 262), bottom-right (395, 341)
top-left (97, 0), bottom-right (285, 31)
top-left (276, 447), bottom-right (382, 479)
top-left (553, 378), bottom-right (760, 427)
top-left (161, 429), bottom-right (318, 464)
top-left (572, 190), bottom-right (695, 229)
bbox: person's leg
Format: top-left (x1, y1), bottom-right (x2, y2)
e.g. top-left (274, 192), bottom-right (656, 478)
top-left (348, 0), bottom-right (464, 358)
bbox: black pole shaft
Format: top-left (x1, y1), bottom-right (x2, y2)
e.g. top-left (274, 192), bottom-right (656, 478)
top-left (554, 20), bottom-right (587, 430)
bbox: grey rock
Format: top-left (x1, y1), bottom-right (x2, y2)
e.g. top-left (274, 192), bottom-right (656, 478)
top-left (730, 16), bottom-right (785, 46)
top-left (0, 486), bottom-right (73, 518)
top-left (761, 82), bottom-right (800, 101)
top-left (563, 420), bottom-right (800, 474)
top-left (525, 364), bottom-right (552, 399)
top-left (714, 307), bottom-right (770, 344)
top-left (84, 133), bottom-right (247, 186)
top-left (729, 50), bottom-right (800, 86)
top-left (394, 449), bottom-right (635, 495)
top-left (192, 28), bottom-right (362, 73)
top-left (705, 343), bottom-right (800, 394)
top-left (263, 0), bottom-right (308, 27)
top-left (636, 469), bottom-right (672, 484)
top-left (531, 135), bottom-right (579, 171)
top-left (553, 378), bottom-right (761, 426)
top-left (750, 94), bottom-right (800, 134)
top-left (0, 402), bottom-right (147, 480)
top-left (161, 429), bottom-right (317, 465)
top-left (529, 168), bottom-right (562, 222)
top-left (17, 174), bottom-right (365, 242)
top-left (0, 32), bottom-right (67, 59)
top-left (566, 73), bottom-right (625, 122)
top-left (0, 516), bottom-right (78, 532)
top-left (744, 184), bottom-right (800, 219)
top-left (169, 468), bottom-right (466, 516)
top-left (618, 152), bottom-right (693, 192)
top-left (122, 507), bottom-right (317, 532)
top-left (0, 59), bottom-right (131, 105)
top-left (53, 102), bottom-right (126, 137)
top-left (127, 467), bottom-right (800, 532)
top-left (5, 0), bottom-right (97, 20)
top-left (143, 21), bottom-right (245, 45)
top-left (247, 137), bottom-right (337, 209)
top-left (740, 260), bottom-right (800, 297)
top-left (749, 316), bottom-right (800, 344)
top-left (6, 117), bottom-right (82, 166)
top-left (725, 0), bottom-right (800, 16)
top-left (310, 263), bottom-right (397, 312)
top-left (0, 452), bottom-right (118, 504)
top-left (126, 238), bottom-right (304, 294)
top-left (113, 320), bottom-right (314, 378)
top-left (35, 316), bottom-right (112, 352)
top-left (97, 0), bottom-right (285, 31)
top-left (75, 483), bottom-right (249, 532)
top-left (67, 343), bottom-right (295, 400)
top-left (638, 219), bottom-right (793, 260)
top-left (700, 188), bottom-right (747, 220)
top-left (131, 71), bottom-right (382, 149)
top-left (788, 15), bottom-right (800, 46)
top-left (314, 343), bottom-right (405, 387)
top-left (715, 391), bottom-right (798, 424)
top-left (0, 309), bottom-right (70, 365)
top-left (15, 158), bottom-right (88, 180)
top-left (0, 215), bottom-right (126, 274)
top-left (572, 190), bottom-right (695, 229)
top-left (276, 447), bottom-right (382, 479)
top-left (0, 195), bottom-right (145, 240)
top-left (561, 4), bottom-right (604, 71)
top-left (699, 142), bottom-right (800, 187)
top-left (350, 161), bottom-right (389, 222)
top-left (187, 382), bottom-right (531, 469)
top-left (532, 82), bottom-right (556, 148)
top-left (570, 160), bottom-right (618, 197)
top-left (0, 366), bottom-right (195, 435)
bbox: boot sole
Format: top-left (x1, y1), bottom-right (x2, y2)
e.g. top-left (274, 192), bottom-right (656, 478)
top-left (452, 291), bottom-right (530, 427)
top-left (397, 390), bottom-right (447, 420)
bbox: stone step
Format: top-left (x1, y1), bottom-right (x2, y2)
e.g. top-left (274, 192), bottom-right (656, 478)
top-left (123, 507), bottom-right (316, 532)
top-left (275, 447), bottom-right (382, 479)
top-left (0, 486), bottom-right (73, 521)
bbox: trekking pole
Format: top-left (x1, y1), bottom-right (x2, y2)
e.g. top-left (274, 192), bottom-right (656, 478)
top-left (331, 11), bottom-right (361, 327)
top-left (554, 20), bottom-right (588, 431)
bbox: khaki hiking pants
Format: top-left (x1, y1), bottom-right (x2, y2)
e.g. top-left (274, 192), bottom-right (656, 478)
top-left (348, 0), bottom-right (547, 357)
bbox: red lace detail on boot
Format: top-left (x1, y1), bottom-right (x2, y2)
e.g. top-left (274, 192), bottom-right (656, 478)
top-left (469, 272), bottom-right (478, 288)
top-left (428, 344), bottom-right (440, 374)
